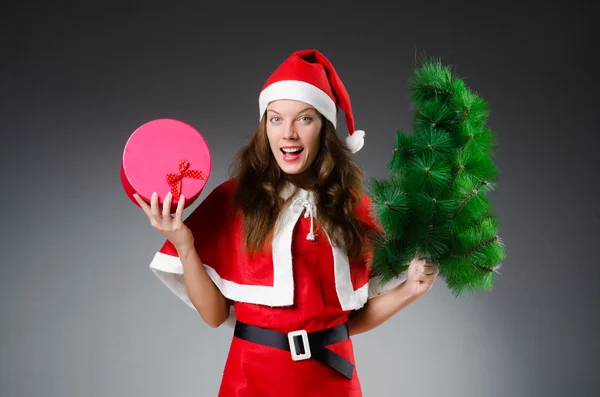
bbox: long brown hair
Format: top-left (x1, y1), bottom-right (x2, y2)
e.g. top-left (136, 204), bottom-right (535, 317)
top-left (229, 113), bottom-right (367, 259)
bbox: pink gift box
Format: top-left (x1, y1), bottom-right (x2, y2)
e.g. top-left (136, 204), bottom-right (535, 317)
top-left (121, 118), bottom-right (212, 213)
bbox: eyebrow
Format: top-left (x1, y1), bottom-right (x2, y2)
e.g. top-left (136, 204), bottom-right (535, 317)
top-left (267, 107), bottom-right (316, 115)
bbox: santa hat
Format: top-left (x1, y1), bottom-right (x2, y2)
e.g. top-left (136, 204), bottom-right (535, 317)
top-left (258, 49), bottom-right (365, 153)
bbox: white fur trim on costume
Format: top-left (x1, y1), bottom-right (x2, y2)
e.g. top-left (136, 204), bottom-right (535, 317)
top-left (149, 184), bottom-right (303, 310)
top-left (326, 234), bottom-right (369, 311)
top-left (149, 252), bottom-right (237, 328)
top-left (283, 183), bottom-right (369, 311)
top-left (149, 206), bottom-right (302, 309)
top-left (149, 181), bottom-right (370, 317)
top-left (204, 191), bottom-right (301, 307)
top-left (259, 80), bottom-right (337, 128)
top-left (367, 272), bottom-right (408, 298)
top-left (346, 130), bottom-right (365, 153)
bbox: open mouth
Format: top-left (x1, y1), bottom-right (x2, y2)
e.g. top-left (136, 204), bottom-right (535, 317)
top-left (280, 146), bottom-right (304, 162)
top-left (280, 147), bottom-right (304, 155)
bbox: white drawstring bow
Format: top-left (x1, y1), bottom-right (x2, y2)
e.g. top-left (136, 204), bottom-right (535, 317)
top-left (292, 197), bottom-right (316, 241)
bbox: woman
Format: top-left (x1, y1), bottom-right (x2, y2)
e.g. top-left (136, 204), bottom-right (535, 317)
top-left (134, 49), bottom-right (439, 396)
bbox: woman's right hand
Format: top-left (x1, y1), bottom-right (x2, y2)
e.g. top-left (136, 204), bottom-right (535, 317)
top-left (133, 191), bottom-right (195, 253)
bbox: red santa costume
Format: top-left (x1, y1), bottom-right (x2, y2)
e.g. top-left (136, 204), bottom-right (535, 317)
top-left (147, 49), bottom-right (407, 396)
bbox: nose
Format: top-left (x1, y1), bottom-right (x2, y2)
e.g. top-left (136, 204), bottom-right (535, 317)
top-left (282, 121), bottom-right (297, 139)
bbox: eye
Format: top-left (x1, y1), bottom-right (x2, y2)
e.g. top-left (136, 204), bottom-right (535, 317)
top-left (270, 116), bottom-right (281, 123)
top-left (299, 116), bottom-right (313, 123)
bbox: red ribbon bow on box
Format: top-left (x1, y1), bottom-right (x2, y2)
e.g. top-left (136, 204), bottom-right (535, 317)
top-left (166, 160), bottom-right (207, 200)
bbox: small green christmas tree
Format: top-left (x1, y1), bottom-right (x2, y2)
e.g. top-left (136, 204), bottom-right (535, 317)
top-left (366, 58), bottom-right (506, 297)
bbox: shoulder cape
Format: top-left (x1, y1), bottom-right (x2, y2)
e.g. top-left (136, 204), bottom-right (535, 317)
top-left (148, 179), bottom-right (407, 327)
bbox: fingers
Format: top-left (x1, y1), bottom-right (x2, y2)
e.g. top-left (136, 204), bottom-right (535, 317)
top-left (135, 191), bottom-right (186, 233)
top-left (133, 193), bottom-right (151, 217)
top-left (163, 192), bottom-right (172, 219)
top-left (412, 257), bottom-right (439, 277)
top-left (150, 192), bottom-right (161, 221)
top-left (133, 193), bottom-right (158, 227)
top-left (134, 192), bottom-right (166, 229)
top-left (408, 258), bottom-right (438, 297)
top-left (175, 194), bottom-right (185, 222)
top-left (422, 262), bottom-right (439, 276)
top-left (163, 191), bottom-right (186, 224)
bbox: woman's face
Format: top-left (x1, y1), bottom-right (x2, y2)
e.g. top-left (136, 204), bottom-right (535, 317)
top-left (265, 99), bottom-right (322, 180)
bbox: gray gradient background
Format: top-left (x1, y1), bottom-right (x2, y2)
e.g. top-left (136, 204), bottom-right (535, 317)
top-left (2, 1), bottom-right (599, 396)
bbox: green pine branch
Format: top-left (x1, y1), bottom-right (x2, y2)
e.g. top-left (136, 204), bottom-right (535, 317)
top-left (367, 57), bottom-right (507, 297)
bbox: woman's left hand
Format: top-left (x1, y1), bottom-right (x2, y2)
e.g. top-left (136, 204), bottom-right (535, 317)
top-left (405, 256), bottom-right (439, 299)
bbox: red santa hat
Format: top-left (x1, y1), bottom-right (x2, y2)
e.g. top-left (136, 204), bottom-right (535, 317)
top-left (258, 49), bottom-right (365, 153)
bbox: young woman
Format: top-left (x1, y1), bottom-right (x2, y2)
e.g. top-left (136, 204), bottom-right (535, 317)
top-left (134, 49), bottom-right (439, 396)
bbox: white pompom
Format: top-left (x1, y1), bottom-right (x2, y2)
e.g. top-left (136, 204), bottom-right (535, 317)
top-left (346, 130), bottom-right (365, 153)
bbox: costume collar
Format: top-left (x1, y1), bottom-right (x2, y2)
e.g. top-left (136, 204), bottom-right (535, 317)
top-left (279, 181), bottom-right (316, 240)
top-left (279, 181), bottom-right (314, 203)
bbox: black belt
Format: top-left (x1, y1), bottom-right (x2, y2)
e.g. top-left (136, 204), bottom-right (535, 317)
top-left (233, 320), bottom-right (355, 380)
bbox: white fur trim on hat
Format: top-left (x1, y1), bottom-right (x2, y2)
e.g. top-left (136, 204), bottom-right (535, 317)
top-left (259, 80), bottom-right (337, 127)
top-left (346, 129), bottom-right (365, 153)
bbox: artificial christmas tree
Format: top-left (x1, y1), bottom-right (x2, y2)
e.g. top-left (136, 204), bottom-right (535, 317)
top-left (366, 58), bottom-right (506, 297)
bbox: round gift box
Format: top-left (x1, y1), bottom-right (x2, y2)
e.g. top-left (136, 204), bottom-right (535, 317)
top-left (121, 118), bottom-right (211, 213)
